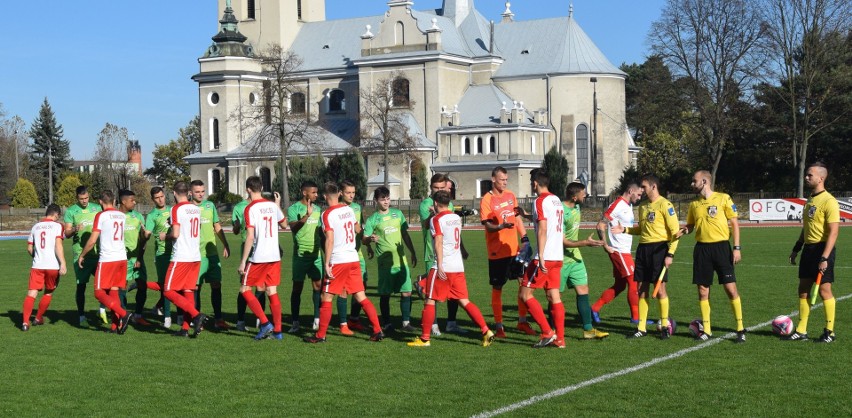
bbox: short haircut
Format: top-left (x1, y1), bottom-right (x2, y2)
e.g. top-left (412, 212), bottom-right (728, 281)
top-left (173, 181), bottom-right (189, 195)
top-left (491, 166), bottom-right (507, 177)
top-left (641, 174), bottom-right (660, 188)
top-left (245, 176), bottom-right (263, 193)
top-left (45, 204), bottom-right (61, 217)
top-left (150, 186), bottom-right (164, 197)
top-left (432, 190), bottom-right (451, 206)
top-left (75, 186), bottom-right (88, 196)
top-left (809, 161), bottom-right (828, 169)
top-left (430, 173), bottom-right (449, 185)
top-left (340, 180), bottom-right (355, 190)
top-left (118, 189), bottom-right (135, 200)
top-left (190, 180), bottom-right (205, 188)
top-left (323, 181), bottom-right (340, 195)
top-left (621, 180), bottom-right (640, 194)
top-left (301, 180), bottom-right (318, 190)
top-left (373, 186), bottom-right (390, 200)
top-left (100, 189), bottom-right (115, 204)
top-left (566, 182), bottom-right (586, 199)
top-left (531, 168), bottom-right (550, 187)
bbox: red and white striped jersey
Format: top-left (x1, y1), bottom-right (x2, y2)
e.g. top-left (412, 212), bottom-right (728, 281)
top-left (93, 209), bottom-right (128, 262)
top-left (603, 197), bottom-right (634, 254)
top-left (28, 219), bottom-right (64, 270)
top-left (244, 199), bottom-right (285, 263)
top-left (431, 211), bottom-right (464, 273)
top-left (170, 201), bottom-right (201, 262)
top-left (533, 192), bottom-right (564, 261)
top-left (321, 204), bottom-right (359, 265)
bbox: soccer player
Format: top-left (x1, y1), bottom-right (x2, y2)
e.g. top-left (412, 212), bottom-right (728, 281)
top-left (408, 190), bottom-right (495, 347)
top-left (787, 162), bottom-right (840, 343)
top-left (479, 166), bottom-right (532, 338)
top-left (592, 181), bottom-right (645, 324)
top-left (232, 194), bottom-right (267, 332)
top-left (304, 182), bottom-right (384, 343)
top-left (118, 190), bottom-right (151, 326)
top-left (287, 181), bottom-right (323, 333)
top-left (339, 180), bottom-right (365, 335)
top-left (162, 181), bottom-right (208, 337)
top-left (561, 182), bottom-right (609, 341)
top-left (21, 204), bottom-right (66, 331)
top-left (612, 174), bottom-right (679, 340)
top-left (64, 185), bottom-right (105, 326)
top-left (190, 180), bottom-right (231, 330)
top-left (676, 170), bottom-right (745, 343)
top-left (518, 169), bottom-right (564, 348)
top-left (143, 186), bottom-right (173, 328)
top-left (237, 176), bottom-right (286, 341)
top-left (363, 186), bottom-right (418, 331)
top-left (78, 190), bottom-right (132, 334)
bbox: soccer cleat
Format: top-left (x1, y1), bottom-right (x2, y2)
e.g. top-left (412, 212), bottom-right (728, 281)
top-left (21, 323), bottom-right (30, 332)
top-left (517, 322), bottom-right (537, 335)
top-left (583, 328), bottom-right (610, 339)
top-left (495, 326), bottom-right (507, 339)
top-left (626, 330), bottom-right (648, 339)
top-left (407, 337), bottom-right (431, 347)
top-left (255, 322), bottom-right (274, 340)
top-left (288, 321), bottom-right (300, 334)
top-left (660, 327), bottom-right (671, 340)
top-left (552, 339), bottom-right (566, 348)
top-left (382, 323), bottom-right (395, 333)
top-left (32, 318), bottom-right (45, 326)
top-left (446, 322), bottom-right (468, 334)
top-left (191, 314), bottom-right (208, 337)
top-left (400, 323), bottom-right (418, 333)
top-left (591, 309), bottom-right (601, 324)
top-left (172, 330), bottom-right (189, 338)
top-left (347, 319), bottom-right (366, 332)
top-left (782, 332), bottom-right (808, 341)
top-left (214, 319), bottom-right (230, 330)
top-left (303, 335), bottom-right (326, 343)
top-left (533, 332), bottom-right (557, 348)
top-left (98, 309), bottom-right (109, 325)
top-left (696, 332), bottom-right (713, 342)
top-left (369, 331), bottom-right (385, 342)
top-left (431, 323), bottom-right (442, 337)
top-left (482, 330), bottom-right (496, 347)
top-left (163, 317), bottom-right (172, 329)
top-left (339, 323), bottom-right (354, 336)
top-left (271, 332), bottom-right (284, 341)
top-left (413, 276), bottom-right (426, 300)
top-left (815, 329), bottom-right (836, 343)
top-left (132, 315), bottom-right (152, 326)
top-left (118, 312), bottom-right (133, 335)
top-left (734, 330), bottom-right (746, 344)
top-left (79, 315), bottom-right (88, 326)
top-left (235, 321), bottom-right (247, 331)
top-left (312, 317), bottom-right (320, 331)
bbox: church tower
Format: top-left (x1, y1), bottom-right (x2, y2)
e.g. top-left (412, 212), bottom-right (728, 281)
top-left (217, 0), bottom-right (326, 51)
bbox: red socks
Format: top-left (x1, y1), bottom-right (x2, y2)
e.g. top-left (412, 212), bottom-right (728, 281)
top-left (146, 282), bottom-right (161, 291)
top-left (241, 290), bottom-right (268, 324)
top-left (36, 294), bottom-right (52, 321)
top-left (421, 304), bottom-right (436, 341)
top-left (95, 289), bottom-right (127, 317)
top-left (269, 293), bottom-right (282, 333)
top-left (23, 296), bottom-right (35, 324)
top-left (518, 295), bottom-right (528, 318)
top-left (164, 290), bottom-right (198, 318)
top-left (627, 276), bottom-right (640, 320)
top-left (491, 289), bottom-right (503, 324)
top-left (463, 302), bottom-right (489, 333)
top-left (524, 297), bottom-right (552, 335)
top-left (551, 302), bottom-right (565, 342)
top-left (317, 301), bottom-right (332, 338)
top-left (358, 298), bottom-right (382, 334)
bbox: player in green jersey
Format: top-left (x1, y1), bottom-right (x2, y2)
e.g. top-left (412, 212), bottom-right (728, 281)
top-left (117, 190), bottom-right (152, 326)
top-left (143, 187), bottom-right (173, 328)
top-left (363, 186), bottom-right (418, 331)
top-left (63, 186), bottom-right (105, 326)
top-left (190, 180), bottom-right (231, 330)
top-left (288, 181), bottom-right (324, 333)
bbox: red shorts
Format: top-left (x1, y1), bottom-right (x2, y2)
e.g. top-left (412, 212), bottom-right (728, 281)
top-left (521, 260), bottom-right (563, 290)
top-left (29, 269), bottom-right (60, 291)
top-left (95, 260), bottom-right (128, 290)
top-left (609, 252), bottom-right (636, 280)
top-left (164, 261), bottom-right (201, 291)
top-left (322, 262), bottom-right (365, 295)
top-left (423, 269), bottom-right (469, 302)
top-left (243, 261), bottom-right (281, 287)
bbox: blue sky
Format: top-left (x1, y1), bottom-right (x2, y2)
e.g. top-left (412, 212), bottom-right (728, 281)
top-left (0, 0), bottom-right (665, 168)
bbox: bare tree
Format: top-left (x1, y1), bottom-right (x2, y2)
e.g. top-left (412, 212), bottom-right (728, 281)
top-left (649, 0), bottom-right (765, 184)
top-left (236, 45), bottom-right (320, 208)
top-left (760, 0), bottom-right (851, 196)
top-left (359, 72), bottom-right (419, 188)
top-left (94, 123), bottom-right (135, 191)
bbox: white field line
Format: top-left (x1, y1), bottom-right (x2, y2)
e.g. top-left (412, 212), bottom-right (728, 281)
top-left (472, 293), bottom-right (852, 418)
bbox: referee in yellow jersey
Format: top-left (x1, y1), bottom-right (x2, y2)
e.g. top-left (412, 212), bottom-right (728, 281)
top-left (613, 174), bottom-right (680, 339)
top-left (787, 162), bottom-right (840, 343)
top-left (677, 170), bottom-right (745, 343)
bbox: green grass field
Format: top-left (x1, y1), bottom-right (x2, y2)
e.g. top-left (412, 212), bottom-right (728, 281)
top-left (1, 227), bottom-right (849, 417)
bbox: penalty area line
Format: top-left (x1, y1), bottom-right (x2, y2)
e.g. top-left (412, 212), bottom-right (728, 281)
top-left (471, 292), bottom-right (852, 418)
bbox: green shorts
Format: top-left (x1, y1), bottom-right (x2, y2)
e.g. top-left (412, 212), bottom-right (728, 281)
top-left (198, 256), bottom-right (222, 284)
top-left (377, 264), bottom-right (412, 295)
top-left (75, 256), bottom-right (98, 285)
top-left (560, 261), bottom-right (589, 292)
top-left (293, 254), bottom-right (323, 282)
top-left (155, 253), bottom-right (171, 284)
top-left (126, 257), bottom-right (148, 282)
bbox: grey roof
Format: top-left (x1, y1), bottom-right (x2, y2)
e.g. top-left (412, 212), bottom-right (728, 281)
top-left (289, 16), bottom-right (382, 72)
top-left (455, 84), bottom-right (533, 126)
top-left (225, 119), bottom-right (359, 159)
top-left (367, 171), bottom-right (402, 185)
top-left (363, 111), bottom-right (437, 151)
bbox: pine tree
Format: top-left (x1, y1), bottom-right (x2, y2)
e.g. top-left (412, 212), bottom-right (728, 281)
top-left (326, 150), bottom-right (367, 201)
top-left (27, 98), bottom-right (72, 204)
top-left (543, 146), bottom-right (570, 200)
top-left (409, 157), bottom-right (429, 199)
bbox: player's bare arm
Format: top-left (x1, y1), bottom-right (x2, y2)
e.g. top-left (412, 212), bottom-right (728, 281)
top-left (821, 221), bottom-right (840, 272)
top-left (730, 216), bottom-right (742, 264)
top-left (78, 230), bottom-right (101, 268)
top-left (324, 228), bottom-right (335, 279)
top-left (434, 232), bottom-right (446, 280)
top-left (55, 236), bottom-right (67, 275)
top-left (564, 233), bottom-right (605, 248)
top-left (213, 222), bottom-right (231, 258)
top-left (537, 218), bottom-right (548, 273)
top-left (238, 227), bottom-right (254, 276)
top-left (402, 229), bottom-right (418, 268)
top-left (789, 230), bottom-right (805, 265)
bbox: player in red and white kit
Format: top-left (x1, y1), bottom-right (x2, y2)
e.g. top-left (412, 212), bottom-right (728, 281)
top-left (304, 182), bottom-right (384, 343)
top-left (21, 204), bottom-right (67, 331)
top-left (592, 181), bottom-right (647, 324)
top-left (408, 190), bottom-right (495, 347)
top-left (163, 181), bottom-right (207, 337)
top-left (78, 190), bottom-right (133, 334)
top-left (520, 169), bottom-right (564, 348)
top-left (238, 176), bottom-right (286, 341)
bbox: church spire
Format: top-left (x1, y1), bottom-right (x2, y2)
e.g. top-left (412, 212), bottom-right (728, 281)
top-left (204, 0), bottom-right (254, 58)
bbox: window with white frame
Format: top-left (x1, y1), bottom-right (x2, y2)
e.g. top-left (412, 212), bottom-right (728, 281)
top-left (328, 89), bottom-right (345, 113)
top-left (462, 137), bottom-right (471, 155)
top-left (576, 124), bottom-right (590, 177)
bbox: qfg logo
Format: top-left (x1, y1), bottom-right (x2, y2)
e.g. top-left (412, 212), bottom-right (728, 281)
top-left (749, 199), bottom-right (804, 221)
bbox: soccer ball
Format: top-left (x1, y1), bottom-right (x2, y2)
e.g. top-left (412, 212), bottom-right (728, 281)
top-left (772, 315), bottom-right (794, 336)
top-left (658, 318), bottom-right (677, 335)
top-left (688, 319), bottom-right (704, 337)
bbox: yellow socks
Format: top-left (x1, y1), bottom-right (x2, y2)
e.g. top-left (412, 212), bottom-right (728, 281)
top-left (729, 297), bottom-right (743, 332)
top-left (659, 297), bottom-right (670, 328)
top-left (824, 297), bottom-right (836, 332)
top-left (638, 298), bottom-right (649, 332)
top-left (700, 299), bottom-right (712, 335)
top-left (796, 298), bottom-right (810, 335)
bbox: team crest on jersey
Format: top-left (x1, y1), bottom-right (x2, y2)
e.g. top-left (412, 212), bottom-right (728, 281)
top-left (808, 205), bottom-right (817, 218)
top-left (647, 211), bottom-right (656, 223)
top-left (708, 206), bottom-right (718, 218)
top-left (667, 207), bottom-right (675, 216)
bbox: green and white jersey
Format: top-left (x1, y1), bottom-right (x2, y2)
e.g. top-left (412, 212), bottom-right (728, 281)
top-left (145, 205), bottom-right (172, 256)
top-left (349, 202), bottom-right (365, 261)
top-left (562, 203), bottom-right (582, 264)
top-left (232, 199), bottom-right (249, 243)
top-left (198, 200), bottom-right (220, 257)
top-left (419, 198), bottom-right (454, 265)
top-left (124, 210), bottom-right (145, 258)
top-left (364, 208), bottom-right (409, 269)
top-left (287, 200), bottom-right (322, 256)
top-left (64, 202), bottom-right (103, 258)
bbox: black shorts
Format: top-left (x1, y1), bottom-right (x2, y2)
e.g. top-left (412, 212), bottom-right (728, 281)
top-left (635, 242), bottom-right (669, 284)
top-left (799, 243), bottom-right (836, 283)
top-left (692, 241), bottom-right (736, 286)
top-left (489, 257), bottom-right (514, 287)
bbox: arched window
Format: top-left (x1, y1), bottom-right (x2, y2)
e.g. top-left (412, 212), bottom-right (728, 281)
top-left (395, 21), bottom-right (405, 46)
top-left (489, 136), bottom-right (496, 154)
top-left (259, 167), bottom-right (272, 193)
top-left (576, 124), bottom-right (590, 177)
top-left (210, 118), bottom-right (220, 150)
top-left (462, 137), bottom-right (471, 155)
top-left (476, 136), bottom-right (483, 155)
top-left (290, 92), bottom-right (306, 114)
top-left (392, 78), bottom-right (410, 107)
top-left (328, 89), bottom-right (345, 113)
